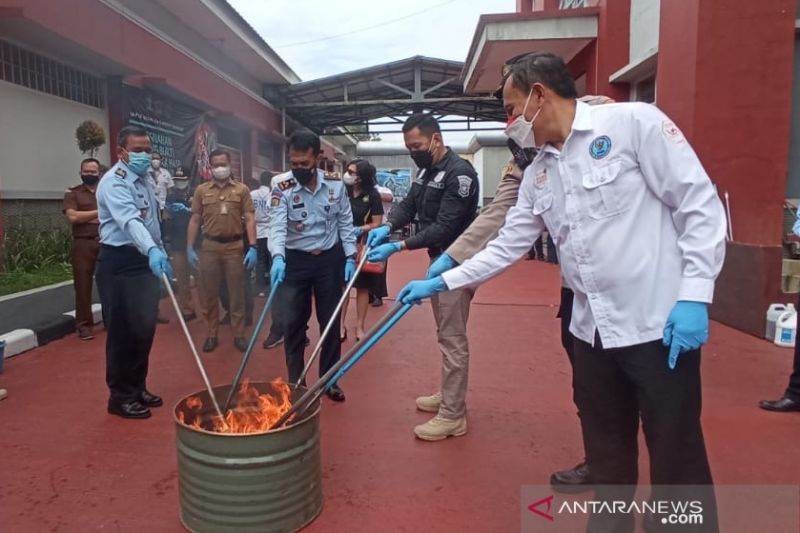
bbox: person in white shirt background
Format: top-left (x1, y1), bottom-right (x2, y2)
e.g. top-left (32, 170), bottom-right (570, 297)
top-left (251, 171), bottom-right (275, 296)
top-left (147, 151), bottom-right (174, 213)
top-left (399, 52), bottom-right (726, 533)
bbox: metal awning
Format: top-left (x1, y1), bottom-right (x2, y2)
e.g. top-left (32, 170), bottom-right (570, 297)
top-left (266, 56), bottom-right (505, 136)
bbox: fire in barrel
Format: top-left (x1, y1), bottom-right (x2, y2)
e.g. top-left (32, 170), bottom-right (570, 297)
top-left (174, 379), bottom-right (322, 533)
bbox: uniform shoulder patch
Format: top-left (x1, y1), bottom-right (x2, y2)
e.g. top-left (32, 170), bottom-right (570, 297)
top-left (115, 168), bottom-right (127, 178)
top-left (662, 120), bottom-right (685, 143)
top-left (277, 177), bottom-right (297, 191)
top-left (456, 175), bottom-right (473, 198)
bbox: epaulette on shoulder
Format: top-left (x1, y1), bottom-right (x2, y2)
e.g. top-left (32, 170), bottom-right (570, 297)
top-left (115, 168), bottom-right (127, 178)
top-left (277, 176), bottom-right (297, 191)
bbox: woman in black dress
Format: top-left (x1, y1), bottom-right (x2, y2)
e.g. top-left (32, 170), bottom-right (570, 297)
top-left (340, 159), bottom-right (384, 341)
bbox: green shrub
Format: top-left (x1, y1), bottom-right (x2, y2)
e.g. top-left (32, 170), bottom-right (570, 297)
top-left (3, 225), bottom-right (72, 272)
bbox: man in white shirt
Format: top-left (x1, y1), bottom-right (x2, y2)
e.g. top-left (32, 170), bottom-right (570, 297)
top-left (252, 171), bottom-right (286, 349)
top-left (251, 171), bottom-right (273, 294)
top-left (399, 52), bottom-right (725, 532)
top-left (146, 151), bottom-right (174, 212)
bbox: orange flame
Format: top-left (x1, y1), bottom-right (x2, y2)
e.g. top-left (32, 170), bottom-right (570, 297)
top-left (179, 378), bottom-right (293, 434)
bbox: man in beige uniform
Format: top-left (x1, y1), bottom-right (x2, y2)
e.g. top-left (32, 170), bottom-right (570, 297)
top-left (63, 157), bottom-right (102, 340)
top-left (187, 148), bottom-right (258, 353)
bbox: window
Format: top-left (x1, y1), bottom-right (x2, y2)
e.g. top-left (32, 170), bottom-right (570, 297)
top-left (559, 0), bottom-right (597, 8)
top-left (0, 40), bottom-right (104, 108)
top-left (632, 76), bottom-right (656, 104)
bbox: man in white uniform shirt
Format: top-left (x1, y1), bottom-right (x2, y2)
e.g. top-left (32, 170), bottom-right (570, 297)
top-left (399, 52), bottom-right (725, 533)
top-left (251, 171), bottom-right (274, 294)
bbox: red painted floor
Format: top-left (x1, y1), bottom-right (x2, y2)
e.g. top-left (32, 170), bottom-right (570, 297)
top-left (1, 250), bottom-right (799, 532)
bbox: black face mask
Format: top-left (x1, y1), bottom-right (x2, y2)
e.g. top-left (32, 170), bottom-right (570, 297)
top-left (410, 149), bottom-right (434, 170)
top-left (506, 138), bottom-right (537, 171)
top-left (292, 167), bottom-right (315, 186)
top-left (81, 174), bottom-right (100, 186)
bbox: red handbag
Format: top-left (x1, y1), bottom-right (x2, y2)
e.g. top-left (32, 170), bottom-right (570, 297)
top-left (356, 241), bottom-right (385, 274)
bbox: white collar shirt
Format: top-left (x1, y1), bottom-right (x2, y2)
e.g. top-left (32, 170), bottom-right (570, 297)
top-left (442, 101), bottom-right (727, 348)
top-left (251, 185), bottom-right (271, 239)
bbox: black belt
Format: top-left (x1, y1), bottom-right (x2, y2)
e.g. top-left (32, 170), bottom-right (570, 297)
top-left (203, 234), bottom-right (243, 244)
top-left (286, 246), bottom-right (335, 257)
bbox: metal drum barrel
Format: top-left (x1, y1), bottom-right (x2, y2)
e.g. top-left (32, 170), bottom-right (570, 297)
top-left (174, 383), bottom-right (322, 533)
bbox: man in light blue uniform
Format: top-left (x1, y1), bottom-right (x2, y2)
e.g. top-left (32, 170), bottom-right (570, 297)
top-left (96, 125), bottom-right (173, 420)
top-left (268, 129), bottom-right (357, 401)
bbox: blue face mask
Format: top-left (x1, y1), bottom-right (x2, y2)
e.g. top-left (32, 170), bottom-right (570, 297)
top-left (125, 151), bottom-right (152, 176)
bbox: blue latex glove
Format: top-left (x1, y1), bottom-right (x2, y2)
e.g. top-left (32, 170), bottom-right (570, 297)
top-left (793, 214), bottom-right (800, 237)
top-left (368, 242), bottom-right (401, 262)
top-left (366, 224), bottom-right (391, 248)
top-left (344, 258), bottom-right (356, 282)
top-left (270, 256), bottom-right (286, 287)
top-left (398, 276), bottom-right (447, 305)
top-left (353, 226), bottom-right (364, 238)
top-left (663, 301), bottom-right (709, 369)
top-left (243, 246), bottom-right (258, 270)
top-left (187, 247), bottom-right (200, 268)
top-left (426, 253), bottom-right (457, 279)
top-left (166, 202), bottom-right (189, 214)
top-left (147, 247), bottom-right (173, 278)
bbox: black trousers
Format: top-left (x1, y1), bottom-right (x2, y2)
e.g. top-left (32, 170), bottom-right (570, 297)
top-left (266, 283), bottom-right (285, 338)
top-left (255, 237), bottom-right (271, 292)
top-left (784, 293), bottom-right (800, 400)
top-left (96, 245), bottom-right (160, 403)
top-left (283, 247), bottom-right (344, 383)
top-left (573, 333), bottom-right (718, 533)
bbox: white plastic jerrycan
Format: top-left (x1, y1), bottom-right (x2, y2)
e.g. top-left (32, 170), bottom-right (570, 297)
top-left (774, 303), bottom-right (797, 348)
top-left (766, 303), bottom-right (788, 340)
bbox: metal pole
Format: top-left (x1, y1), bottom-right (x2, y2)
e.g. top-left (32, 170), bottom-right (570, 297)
top-left (289, 303), bottom-right (412, 424)
top-left (161, 273), bottom-right (227, 428)
top-left (724, 191), bottom-right (733, 241)
top-left (295, 247), bottom-right (371, 387)
top-left (272, 302), bottom-right (411, 429)
top-left (224, 284), bottom-right (280, 411)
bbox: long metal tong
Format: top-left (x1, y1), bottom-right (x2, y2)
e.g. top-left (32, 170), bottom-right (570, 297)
top-left (223, 284), bottom-right (280, 411)
top-left (270, 302), bottom-right (413, 430)
top-left (294, 247), bottom-right (371, 387)
top-left (161, 273), bottom-right (228, 429)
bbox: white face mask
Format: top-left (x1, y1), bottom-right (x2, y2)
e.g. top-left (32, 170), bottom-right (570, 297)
top-left (212, 166), bottom-right (231, 180)
top-left (342, 172), bottom-right (356, 186)
top-left (504, 89), bottom-right (542, 150)
top-left (151, 159), bottom-right (161, 170)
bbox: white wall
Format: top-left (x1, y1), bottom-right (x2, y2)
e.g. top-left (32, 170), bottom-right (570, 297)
top-left (629, 0), bottom-right (660, 63)
top-left (0, 81), bottom-right (109, 199)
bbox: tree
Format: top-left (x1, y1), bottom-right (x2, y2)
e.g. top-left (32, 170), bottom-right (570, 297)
top-left (75, 120), bottom-right (106, 157)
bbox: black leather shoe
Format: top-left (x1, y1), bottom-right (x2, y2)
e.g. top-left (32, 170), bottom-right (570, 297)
top-left (759, 396), bottom-right (800, 412)
top-left (203, 337), bottom-right (218, 352)
top-left (326, 384), bottom-right (346, 402)
top-left (234, 337), bottom-right (248, 352)
top-left (108, 399), bottom-right (151, 419)
top-left (139, 390), bottom-right (163, 408)
top-left (550, 461), bottom-right (593, 493)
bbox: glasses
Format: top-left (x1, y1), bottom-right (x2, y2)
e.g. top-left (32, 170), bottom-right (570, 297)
top-left (496, 52), bottom-right (533, 100)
